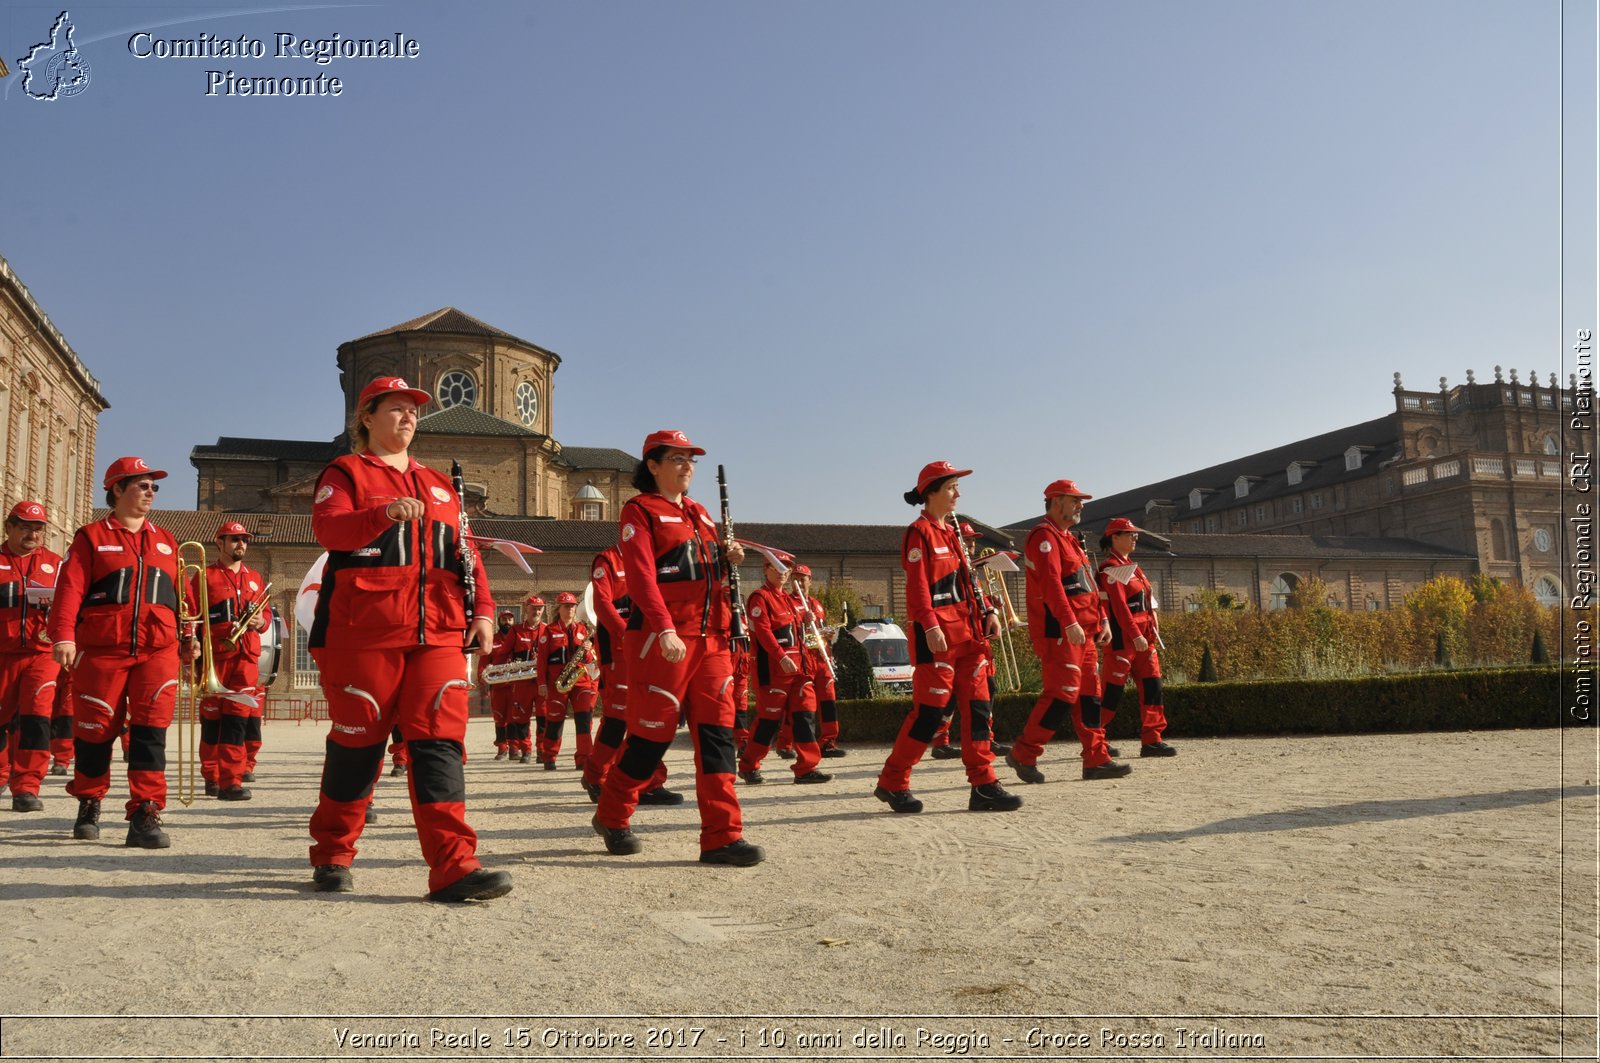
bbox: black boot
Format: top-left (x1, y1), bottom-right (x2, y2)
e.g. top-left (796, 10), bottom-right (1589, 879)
top-left (125, 800), bottom-right (172, 848)
top-left (73, 798), bottom-right (101, 840)
top-left (969, 782), bottom-right (1023, 812)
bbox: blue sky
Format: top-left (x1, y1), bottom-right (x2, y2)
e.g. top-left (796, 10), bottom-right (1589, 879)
top-left (3, 0), bottom-right (1594, 526)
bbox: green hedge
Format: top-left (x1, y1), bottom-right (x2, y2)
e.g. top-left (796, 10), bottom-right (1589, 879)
top-left (835, 666), bottom-right (1582, 743)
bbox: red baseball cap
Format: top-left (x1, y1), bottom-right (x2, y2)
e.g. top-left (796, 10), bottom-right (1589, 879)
top-left (958, 522), bottom-right (981, 539)
top-left (215, 521), bottom-right (252, 539)
top-left (916, 461), bottom-right (972, 494)
top-left (498, 609), bottom-right (515, 619)
top-left (103, 457), bottom-right (168, 490)
top-left (793, 563), bottom-right (812, 577)
top-left (641, 429), bottom-right (706, 458)
top-left (525, 593), bottom-right (545, 607)
top-left (356, 376), bottom-right (432, 410)
top-left (1105, 517), bottom-right (1139, 535)
top-left (8, 501), bottom-right (48, 523)
top-left (1043, 479), bottom-right (1093, 500)
top-left (556, 591), bottom-right (578, 605)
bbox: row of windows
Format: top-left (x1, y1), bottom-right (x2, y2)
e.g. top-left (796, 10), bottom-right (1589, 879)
top-left (434, 369), bottom-right (541, 427)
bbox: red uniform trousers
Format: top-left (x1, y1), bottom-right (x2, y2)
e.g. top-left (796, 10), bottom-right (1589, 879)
top-left (730, 653), bottom-right (753, 750)
top-left (1101, 643), bottom-right (1165, 745)
top-left (813, 670), bottom-right (840, 748)
top-left (1014, 638), bottom-right (1111, 769)
top-left (50, 671), bottom-right (74, 771)
top-left (877, 627), bottom-right (998, 791)
top-left (199, 652), bottom-right (259, 790)
top-left (65, 647), bottom-right (178, 816)
top-left (489, 685), bottom-right (511, 752)
top-left (538, 685), bottom-right (597, 768)
top-left (308, 646), bottom-right (482, 894)
top-left (739, 670), bottom-right (820, 777)
top-left (0, 652), bottom-right (59, 797)
top-left (596, 631), bottom-right (742, 852)
top-left (583, 660), bottom-right (666, 792)
top-left (506, 679), bottom-right (537, 757)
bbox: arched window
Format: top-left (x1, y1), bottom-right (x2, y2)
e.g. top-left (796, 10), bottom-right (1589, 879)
top-left (1269, 573), bottom-right (1298, 611)
top-left (1532, 577), bottom-right (1560, 605)
top-left (1490, 519), bottom-right (1508, 561)
top-left (436, 370), bottom-right (477, 410)
top-left (1543, 435), bottom-right (1560, 456)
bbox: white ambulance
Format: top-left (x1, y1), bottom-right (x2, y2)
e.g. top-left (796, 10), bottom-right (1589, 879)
top-left (845, 620), bottom-right (913, 694)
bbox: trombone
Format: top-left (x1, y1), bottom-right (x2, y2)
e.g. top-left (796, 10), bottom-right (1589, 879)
top-left (173, 542), bottom-right (238, 806)
top-left (974, 548), bottom-right (1026, 692)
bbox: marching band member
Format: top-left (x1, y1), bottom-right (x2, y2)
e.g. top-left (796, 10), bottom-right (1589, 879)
top-left (592, 430), bottom-right (762, 865)
top-left (874, 462), bottom-right (1021, 814)
top-left (49, 458), bottom-right (188, 847)
top-left (1008, 480), bottom-right (1131, 784)
top-left (197, 521), bottom-right (271, 802)
top-left (486, 609), bottom-right (516, 759)
top-left (506, 594), bottom-right (544, 764)
top-left (580, 545), bottom-right (680, 804)
top-left (535, 591), bottom-right (597, 770)
top-left (304, 376), bottom-right (510, 902)
top-left (793, 565), bottom-right (846, 759)
top-left (1, 501), bottom-right (61, 813)
top-left (736, 553), bottom-right (830, 785)
top-left (1097, 518), bottom-right (1176, 758)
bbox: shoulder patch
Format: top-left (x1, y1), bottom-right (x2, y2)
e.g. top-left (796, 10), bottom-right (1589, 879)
top-left (315, 485), bottom-right (335, 505)
top-left (907, 547), bottom-right (922, 563)
top-left (1039, 540), bottom-right (1052, 553)
top-left (621, 523), bottom-right (637, 541)
top-left (593, 566), bottom-right (605, 581)
top-left (430, 485), bottom-right (452, 503)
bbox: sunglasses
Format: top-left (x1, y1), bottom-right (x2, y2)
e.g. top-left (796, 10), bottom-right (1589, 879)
top-left (126, 481), bottom-right (160, 493)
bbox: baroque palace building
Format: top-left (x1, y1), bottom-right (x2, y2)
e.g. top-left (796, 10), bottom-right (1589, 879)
top-left (0, 252), bottom-right (109, 552)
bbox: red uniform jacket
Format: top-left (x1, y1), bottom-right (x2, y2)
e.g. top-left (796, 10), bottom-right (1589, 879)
top-left (1097, 552), bottom-right (1156, 646)
top-left (308, 452), bottom-right (495, 651)
top-left (1024, 519), bottom-right (1101, 640)
top-left (902, 512), bottom-right (982, 647)
top-left (49, 517), bottom-right (182, 656)
top-left (540, 620), bottom-right (596, 691)
top-left (0, 543), bottom-right (60, 655)
top-left (202, 561), bottom-right (272, 661)
top-left (746, 583), bottom-right (804, 685)
top-left (590, 547), bottom-right (631, 667)
top-left (619, 492), bottom-right (732, 638)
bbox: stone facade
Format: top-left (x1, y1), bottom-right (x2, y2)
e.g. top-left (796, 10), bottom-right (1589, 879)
top-left (0, 253), bottom-right (109, 553)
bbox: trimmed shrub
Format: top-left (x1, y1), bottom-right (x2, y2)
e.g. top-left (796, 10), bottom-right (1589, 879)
top-left (831, 628), bottom-right (874, 700)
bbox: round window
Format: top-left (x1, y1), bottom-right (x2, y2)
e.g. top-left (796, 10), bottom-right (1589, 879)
top-left (437, 370), bottom-right (477, 410)
top-left (515, 381), bottom-right (538, 425)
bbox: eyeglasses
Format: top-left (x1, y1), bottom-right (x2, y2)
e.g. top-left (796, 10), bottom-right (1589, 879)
top-left (129, 481), bottom-right (159, 493)
top-left (221, 536), bottom-right (249, 543)
top-left (657, 455), bottom-right (698, 467)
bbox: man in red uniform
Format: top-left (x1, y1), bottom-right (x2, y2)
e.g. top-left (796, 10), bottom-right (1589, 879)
top-left (875, 462), bottom-right (1021, 814)
top-left (1008, 479), bottom-right (1131, 784)
top-left (506, 594), bottom-right (543, 763)
top-left (792, 565), bottom-right (846, 759)
top-left (581, 546), bottom-right (679, 804)
top-left (50, 457), bottom-right (187, 847)
top-left (1, 501), bottom-right (61, 813)
top-left (196, 521), bottom-right (272, 801)
top-left (485, 609), bottom-right (516, 758)
top-left (737, 555), bottom-right (831, 785)
top-left (1098, 517), bottom-right (1177, 758)
top-left (592, 429), bottom-right (761, 865)
top-left (536, 591), bottom-right (597, 769)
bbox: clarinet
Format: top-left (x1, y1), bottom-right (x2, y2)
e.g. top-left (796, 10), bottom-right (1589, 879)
top-left (451, 460), bottom-right (478, 647)
top-left (717, 464), bottom-right (750, 647)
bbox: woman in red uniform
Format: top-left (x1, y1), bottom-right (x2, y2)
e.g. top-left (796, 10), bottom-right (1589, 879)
top-left (874, 462), bottom-right (1021, 815)
top-left (535, 591), bottom-right (597, 769)
top-left (305, 376), bottom-right (510, 902)
top-left (592, 429), bottom-right (761, 865)
top-left (49, 458), bottom-right (185, 847)
top-left (1097, 518), bottom-right (1176, 757)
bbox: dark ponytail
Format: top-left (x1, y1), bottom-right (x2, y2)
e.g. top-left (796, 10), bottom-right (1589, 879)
top-left (631, 447), bottom-right (670, 493)
top-left (906, 475), bottom-right (954, 507)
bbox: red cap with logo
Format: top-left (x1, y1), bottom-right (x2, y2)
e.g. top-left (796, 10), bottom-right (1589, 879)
top-left (525, 593), bottom-right (545, 607)
top-left (556, 591), bottom-right (578, 605)
top-left (215, 520), bottom-right (252, 540)
top-left (103, 456), bottom-right (168, 490)
top-left (958, 522), bottom-right (981, 539)
top-left (1043, 479), bottom-right (1093, 500)
top-left (916, 461), bottom-right (973, 495)
top-left (498, 608), bottom-right (515, 619)
top-left (8, 500), bottom-right (48, 523)
top-left (641, 429), bottom-right (706, 458)
top-left (357, 376), bottom-right (432, 410)
top-left (793, 563), bottom-right (812, 577)
top-left (1104, 517), bottom-right (1139, 535)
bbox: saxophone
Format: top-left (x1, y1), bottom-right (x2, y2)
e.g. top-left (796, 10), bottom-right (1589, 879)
top-left (555, 636), bottom-right (596, 694)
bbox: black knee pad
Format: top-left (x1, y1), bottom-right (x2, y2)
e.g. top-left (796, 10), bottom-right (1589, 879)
top-left (18, 714), bottom-right (51, 752)
top-left (1040, 698), bottom-right (1072, 732)
top-left (1142, 677), bottom-right (1164, 706)
top-left (791, 711), bottom-right (818, 744)
top-left (697, 723), bottom-right (737, 775)
top-left (545, 717), bottom-right (566, 741)
top-left (908, 703), bottom-right (948, 743)
top-left (751, 717), bottom-right (781, 747)
top-left (573, 711), bottom-right (592, 731)
top-left (244, 717), bottom-right (262, 744)
top-left (1078, 696), bottom-right (1102, 729)
top-left (75, 737), bottom-right (114, 780)
top-left (967, 700), bottom-right (994, 741)
top-left (409, 738), bottom-right (467, 805)
top-left (597, 717), bottom-right (627, 747)
top-left (51, 715), bottom-right (72, 741)
top-left (1102, 684), bottom-right (1125, 713)
top-left (615, 735), bottom-right (672, 782)
top-left (734, 708), bottom-right (753, 731)
top-left (219, 715), bottom-right (248, 746)
top-left (819, 700), bottom-right (838, 724)
top-left (199, 718), bottom-right (221, 746)
top-left (320, 740), bottom-right (386, 803)
top-left (127, 725), bottom-right (167, 773)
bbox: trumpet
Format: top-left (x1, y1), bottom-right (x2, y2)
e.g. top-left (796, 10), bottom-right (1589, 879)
top-left (223, 583), bottom-right (273, 651)
top-left (174, 542), bottom-right (234, 806)
top-left (481, 660), bottom-right (539, 686)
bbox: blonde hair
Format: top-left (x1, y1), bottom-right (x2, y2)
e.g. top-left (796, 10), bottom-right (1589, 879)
top-left (347, 400), bottom-right (379, 454)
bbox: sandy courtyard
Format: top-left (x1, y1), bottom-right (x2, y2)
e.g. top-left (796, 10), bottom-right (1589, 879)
top-left (1, 721), bottom-right (1595, 1061)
